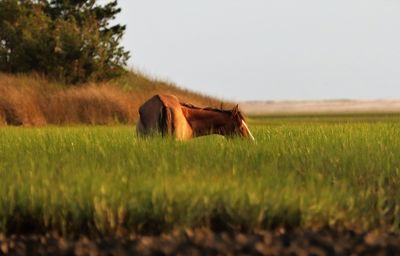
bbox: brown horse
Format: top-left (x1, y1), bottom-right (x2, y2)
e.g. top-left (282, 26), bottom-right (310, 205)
top-left (137, 94), bottom-right (254, 141)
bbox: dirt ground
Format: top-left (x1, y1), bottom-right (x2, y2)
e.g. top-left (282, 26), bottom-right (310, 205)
top-left (240, 100), bottom-right (400, 115)
top-left (1, 228), bottom-right (399, 256)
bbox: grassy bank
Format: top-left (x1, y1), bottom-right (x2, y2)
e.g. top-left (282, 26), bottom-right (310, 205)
top-left (1, 116), bottom-right (400, 235)
top-left (0, 72), bottom-right (224, 126)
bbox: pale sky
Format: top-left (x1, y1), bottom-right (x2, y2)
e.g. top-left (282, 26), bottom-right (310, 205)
top-left (116, 0), bottom-right (400, 101)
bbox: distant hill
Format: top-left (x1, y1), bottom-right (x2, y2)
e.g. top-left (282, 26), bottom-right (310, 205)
top-left (0, 71), bottom-right (227, 126)
top-left (241, 100), bottom-right (400, 116)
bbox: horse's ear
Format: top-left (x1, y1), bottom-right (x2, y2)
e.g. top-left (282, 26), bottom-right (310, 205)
top-left (232, 104), bottom-right (239, 116)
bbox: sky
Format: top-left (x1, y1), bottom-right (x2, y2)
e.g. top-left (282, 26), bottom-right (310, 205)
top-left (115, 0), bottom-right (400, 101)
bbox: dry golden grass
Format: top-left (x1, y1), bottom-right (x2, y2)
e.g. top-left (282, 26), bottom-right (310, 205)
top-left (0, 72), bottom-right (226, 126)
top-left (0, 74), bottom-right (47, 126)
top-left (43, 85), bottom-right (136, 125)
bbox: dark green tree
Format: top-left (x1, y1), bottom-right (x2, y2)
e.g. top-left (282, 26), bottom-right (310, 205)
top-left (0, 0), bottom-right (129, 84)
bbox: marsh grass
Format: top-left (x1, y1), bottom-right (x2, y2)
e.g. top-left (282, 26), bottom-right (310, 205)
top-left (0, 117), bottom-right (400, 235)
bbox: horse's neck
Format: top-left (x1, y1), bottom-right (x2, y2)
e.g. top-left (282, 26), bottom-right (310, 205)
top-left (182, 107), bottom-right (230, 136)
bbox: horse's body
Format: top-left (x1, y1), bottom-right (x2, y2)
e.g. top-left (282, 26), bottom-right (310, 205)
top-left (137, 94), bottom-right (193, 139)
top-left (137, 94), bottom-right (254, 140)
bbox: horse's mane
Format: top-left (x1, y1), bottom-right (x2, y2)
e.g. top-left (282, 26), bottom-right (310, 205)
top-left (180, 102), bottom-right (245, 120)
top-left (180, 102), bottom-right (231, 114)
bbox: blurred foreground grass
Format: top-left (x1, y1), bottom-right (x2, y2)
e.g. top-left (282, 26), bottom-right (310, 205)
top-left (0, 115), bottom-right (400, 235)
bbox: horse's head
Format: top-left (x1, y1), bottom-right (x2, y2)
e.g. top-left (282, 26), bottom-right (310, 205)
top-left (230, 105), bottom-right (255, 141)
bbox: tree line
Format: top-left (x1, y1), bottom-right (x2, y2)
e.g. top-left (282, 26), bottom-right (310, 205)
top-left (0, 0), bottom-right (129, 84)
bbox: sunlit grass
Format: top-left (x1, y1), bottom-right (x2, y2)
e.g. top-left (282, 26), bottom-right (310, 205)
top-left (1, 117), bottom-right (400, 235)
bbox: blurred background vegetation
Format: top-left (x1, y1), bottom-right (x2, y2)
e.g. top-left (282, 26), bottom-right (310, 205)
top-left (0, 0), bottom-right (129, 84)
top-left (0, 0), bottom-right (223, 126)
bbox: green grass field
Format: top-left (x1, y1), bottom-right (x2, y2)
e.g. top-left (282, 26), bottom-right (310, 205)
top-left (1, 114), bottom-right (400, 236)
